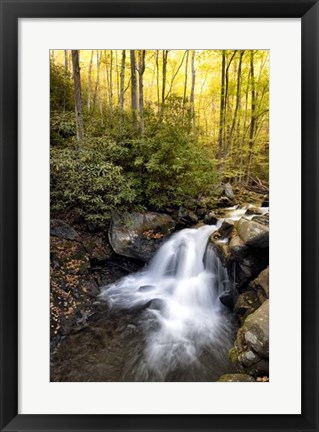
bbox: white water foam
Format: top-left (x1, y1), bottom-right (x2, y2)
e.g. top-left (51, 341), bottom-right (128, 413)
top-left (99, 224), bottom-right (236, 381)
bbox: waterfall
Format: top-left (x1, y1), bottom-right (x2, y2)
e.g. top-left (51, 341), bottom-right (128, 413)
top-left (99, 224), bottom-right (236, 381)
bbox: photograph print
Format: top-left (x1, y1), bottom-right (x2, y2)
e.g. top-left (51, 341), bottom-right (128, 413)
top-left (50, 49), bottom-right (269, 382)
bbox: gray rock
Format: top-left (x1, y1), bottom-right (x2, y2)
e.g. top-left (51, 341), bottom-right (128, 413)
top-left (250, 267), bottom-right (269, 302)
top-left (229, 233), bottom-right (248, 259)
top-left (195, 208), bottom-right (207, 218)
top-left (234, 290), bottom-right (261, 318)
top-left (223, 182), bottom-right (234, 200)
top-left (219, 290), bottom-right (235, 309)
top-left (50, 219), bottom-right (80, 241)
top-left (178, 207), bottom-right (199, 226)
top-left (230, 300), bottom-right (269, 376)
top-left (235, 218), bottom-right (269, 248)
top-left (218, 373), bottom-right (255, 382)
top-left (204, 211), bottom-right (218, 225)
top-left (108, 212), bottom-right (175, 262)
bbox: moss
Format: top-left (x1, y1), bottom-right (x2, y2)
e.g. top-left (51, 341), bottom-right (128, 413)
top-left (229, 346), bottom-right (239, 364)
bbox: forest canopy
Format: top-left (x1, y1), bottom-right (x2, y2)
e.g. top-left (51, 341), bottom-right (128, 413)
top-left (50, 49), bottom-right (269, 227)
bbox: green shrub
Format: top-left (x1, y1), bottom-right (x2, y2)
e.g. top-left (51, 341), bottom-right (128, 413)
top-left (50, 146), bottom-right (137, 226)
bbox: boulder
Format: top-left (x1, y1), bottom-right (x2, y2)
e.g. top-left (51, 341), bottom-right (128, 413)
top-left (50, 219), bottom-right (80, 241)
top-left (195, 208), bottom-right (207, 218)
top-left (223, 182), bottom-right (234, 200)
top-left (231, 251), bottom-right (269, 292)
top-left (108, 212), bottom-right (175, 262)
top-left (234, 290), bottom-right (261, 319)
top-left (235, 218), bottom-right (269, 248)
top-left (219, 196), bottom-right (234, 207)
top-left (228, 233), bottom-right (248, 259)
top-left (219, 290), bottom-right (235, 309)
top-left (249, 267), bottom-right (269, 303)
top-left (217, 373), bottom-right (255, 382)
top-left (204, 211), bottom-right (218, 225)
top-left (245, 207), bottom-right (265, 216)
top-left (230, 300), bottom-right (269, 376)
top-left (177, 207), bottom-right (199, 226)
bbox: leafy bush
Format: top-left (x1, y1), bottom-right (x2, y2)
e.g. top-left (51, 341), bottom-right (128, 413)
top-left (50, 146), bottom-right (137, 226)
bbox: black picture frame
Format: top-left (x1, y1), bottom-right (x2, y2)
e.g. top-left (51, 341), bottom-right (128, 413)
top-left (0, 1), bottom-right (318, 431)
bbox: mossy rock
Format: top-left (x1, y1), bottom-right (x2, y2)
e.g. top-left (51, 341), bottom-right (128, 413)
top-left (218, 373), bottom-right (255, 382)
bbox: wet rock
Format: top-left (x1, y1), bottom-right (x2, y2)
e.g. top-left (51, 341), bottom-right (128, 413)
top-left (177, 207), bottom-right (199, 226)
top-left (249, 267), bottom-right (269, 303)
top-left (50, 219), bottom-right (80, 241)
top-left (108, 212), bottom-right (175, 262)
top-left (145, 298), bottom-right (165, 311)
top-left (228, 233), bottom-right (248, 259)
top-left (245, 207), bottom-right (265, 216)
top-left (231, 251), bottom-right (269, 291)
top-left (251, 213), bottom-right (269, 226)
top-left (138, 285), bottom-right (155, 292)
top-left (218, 373), bottom-right (255, 382)
top-left (234, 290), bottom-right (261, 319)
top-left (235, 218), bottom-right (269, 248)
top-left (204, 211), bottom-right (218, 225)
top-left (230, 300), bottom-right (269, 376)
top-left (219, 290), bottom-right (235, 309)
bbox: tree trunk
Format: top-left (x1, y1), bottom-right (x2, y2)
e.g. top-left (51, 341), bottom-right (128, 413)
top-left (247, 50), bottom-right (256, 183)
top-left (130, 50), bottom-right (138, 130)
top-left (190, 50), bottom-right (196, 133)
top-left (115, 50), bottom-right (120, 105)
top-left (228, 50), bottom-right (244, 157)
top-left (119, 50), bottom-right (126, 122)
top-left (160, 50), bottom-right (168, 120)
top-left (63, 50), bottom-right (69, 112)
top-left (109, 50), bottom-right (113, 115)
top-left (138, 50), bottom-right (146, 135)
top-left (64, 50), bottom-right (69, 73)
top-left (87, 50), bottom-right (94, 112)
top-left (224, 50), bottom-right (237, 154)
top-left (218, 51), bottom-right (226, 173)
top-left (182, 50), bottom-right (189, 122)
top-left (155, 50), bottom-right (160, 112)
top-left (71, 50), bottom-right (84, 142)
top-left (92, 50), bottom-right (101, 113)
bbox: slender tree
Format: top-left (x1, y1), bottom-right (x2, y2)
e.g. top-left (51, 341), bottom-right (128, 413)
top-left (87, 50), bottom-right (94, 112)
top-left (227, 50), bottom-right (244, 157)
top-left (119, 50), bottom-right (126, 122)
top-left (247, 50), bottom-right (256, 183)
top-left (182, 50), bottom-right (189, 122)
top-left (92, 50), bottom-right (101, 113)
top-left (218, 50), bottom-right (226, 173)
top-left (108, 50), bottom-right (114, 116)
top-left (71, 50), bottom-right (84, 141)
top-left (138, 50), bottom-right (146, 135)
top-left (190, 50), bottom-right (196, 133)
top-left (155, 50), bottom-right (160, 112)
top-left (130, 50), bottom-right (138, 130)
top-left (160, 50), bottom-right (169, 120)
top-left (63, 50), bottom-right (69, 112)
top-left (64, 50), bottom-right (69, 73)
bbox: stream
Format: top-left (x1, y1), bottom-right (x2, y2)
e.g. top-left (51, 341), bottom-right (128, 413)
top-left (51, 207), bottom-right (267, 382)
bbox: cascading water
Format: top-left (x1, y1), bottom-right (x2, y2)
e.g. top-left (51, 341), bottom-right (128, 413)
top-left (99, 224), bottom-right (236, 381)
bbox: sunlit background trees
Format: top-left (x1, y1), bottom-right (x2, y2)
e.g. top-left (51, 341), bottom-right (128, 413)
top-left (50, 49), bottom-right (269, 226)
